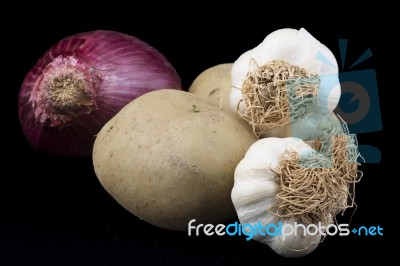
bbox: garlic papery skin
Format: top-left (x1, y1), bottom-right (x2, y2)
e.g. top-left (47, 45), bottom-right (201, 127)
top-left (231, 137), bottom-right (322, 257)
top-left (230, 28), bottom-right (340, 137)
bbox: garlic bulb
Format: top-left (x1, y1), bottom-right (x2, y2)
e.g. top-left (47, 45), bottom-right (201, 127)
top-left (230, 28), bottom-right (341, 137)
top-left (231, 136), bottom-right (360, 257)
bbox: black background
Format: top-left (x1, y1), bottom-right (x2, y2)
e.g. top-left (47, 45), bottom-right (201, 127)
top-left (2, 6), bottom-right (394, 265)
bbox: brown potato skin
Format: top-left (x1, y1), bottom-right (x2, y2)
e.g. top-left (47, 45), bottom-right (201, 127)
top-left (189, 64), bottom-right (233, 112)
top-left (93, 89), bottom-right (257, 231)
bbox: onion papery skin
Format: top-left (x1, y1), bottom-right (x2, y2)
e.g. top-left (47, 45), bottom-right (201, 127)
top-left (18, 30), bottom-right (181, 156)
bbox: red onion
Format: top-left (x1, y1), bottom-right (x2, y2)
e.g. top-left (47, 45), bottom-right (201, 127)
top-left (18, 30), bottom-right (181, 156)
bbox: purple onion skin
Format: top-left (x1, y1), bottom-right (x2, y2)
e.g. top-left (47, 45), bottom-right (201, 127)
top-left (18, 30), bottom-right (181, 156)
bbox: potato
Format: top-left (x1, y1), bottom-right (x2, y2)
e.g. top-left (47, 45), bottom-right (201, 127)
top-left (189, 64), bottom-right (233, 112)
top-left (189, 64), bottom-right (290, 138)
top-left (93, 89), bottom-right (257, 231)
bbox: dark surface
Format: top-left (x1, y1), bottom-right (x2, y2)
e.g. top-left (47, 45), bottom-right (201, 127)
top-left (2, 7), bottom-right (394, 265)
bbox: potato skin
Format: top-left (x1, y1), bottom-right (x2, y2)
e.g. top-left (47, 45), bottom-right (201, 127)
top-left (93, 89), bottom-right (257, 231)
top-left (189, 64), bottom-right (233, 112)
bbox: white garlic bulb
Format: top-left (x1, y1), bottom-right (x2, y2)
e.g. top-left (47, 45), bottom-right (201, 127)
top-left (232, 137), bottom-right (323, 258)
top-left (230, 28), bottom-right (341, 137)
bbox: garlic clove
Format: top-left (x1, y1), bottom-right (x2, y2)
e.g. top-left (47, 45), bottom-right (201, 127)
top-left (259, 28), bottom-right (312, 68)
top-left (231, 50), bottom-right (255, 87)
top-left (231, 49), bottom-right (259, 112)
top-left (318, 76), bottom-right (341, 111)
top-left (266, 217), bottom-right (322, 258)
top-left (229, 86), bottom-right (245, 113)
top-left (315, 40), bottom-right (341, 111)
